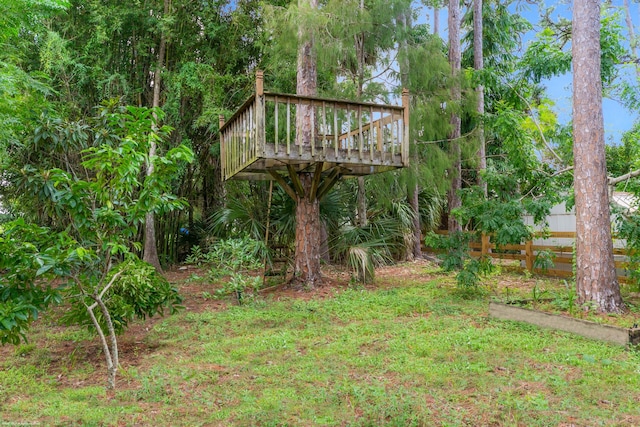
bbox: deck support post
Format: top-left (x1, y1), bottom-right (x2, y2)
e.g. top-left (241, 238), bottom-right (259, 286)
top-left (316, 167), bottom-right (341, 200)
top-left (309, 162), bottom-right (324, 200)
top-left (287, 164), bottom-right (306, 198)
top-left (268, 169), bottom-right (298, 201)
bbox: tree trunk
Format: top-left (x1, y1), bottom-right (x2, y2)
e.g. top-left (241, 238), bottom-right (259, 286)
top-left (434, 6), bottom-right (440, 35)
top-left (410, 185), bottom-right (422, 259)
top-left (572, 0), bottom-right (625, 313)
top-left (294, 174), bottom-right (322, 287)
top-left (474, 0), bottom-right (486, 196)
top-left (447, 0), bottom-right (462, 232)
top-left (396, 8), bottom-right (421, 259)
top-left (357, 176), bottom-right (367, 227)
top-left (293, 0), bottom-right (322, 287)
top-left (355, 6), bottom-right (367, 228)
top-left (143, 0), bottom-right (169, 273)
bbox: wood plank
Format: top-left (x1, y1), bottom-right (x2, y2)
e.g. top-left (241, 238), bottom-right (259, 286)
top-left (358, 105), bottom-right (364, 160)
top-left (537, 231), bottom-right (577, 238)
top-left (268, 169), bottom-right (297, 201)
top-left (369, 105), bottom-right (374, 161)
top-left (322, 101), bottom-right (327, 156)
top-left (489, 302), bottom-right (633, 346)
top-left (531, 245), bottom-right (573, 252)
top-left (316, 168), bottom-right (341, 200)
top-left (274, 96), bottom-right (279, 153)
top-left (286, 164), bottom-right (305, 198)
top-left (287, 100), bottom-right (291, 155)
top-left (219, 94), bottom-right (256, 133)
top-left (264, 91), bottom-right (404, 112)
top-left (309, 162), bottom-right (324, 201)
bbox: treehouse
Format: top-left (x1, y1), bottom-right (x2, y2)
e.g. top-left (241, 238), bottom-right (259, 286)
top-left (220, 71), bottom-right (409, 191)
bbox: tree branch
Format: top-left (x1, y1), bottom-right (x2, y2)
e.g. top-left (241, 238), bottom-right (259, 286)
top-left (503, 80), bottom-right (565, 165)
top-left (87, 269), bottom-right (123, 311)
top-left (608, 168), bottom-right (640, 186)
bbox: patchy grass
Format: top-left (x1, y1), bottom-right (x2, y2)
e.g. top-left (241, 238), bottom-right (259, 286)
top-left (1, 262), bottom-right (640, 426)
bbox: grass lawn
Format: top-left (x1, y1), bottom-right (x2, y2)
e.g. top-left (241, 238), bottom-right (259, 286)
top-left (1, 261), bottom-right (640, 426)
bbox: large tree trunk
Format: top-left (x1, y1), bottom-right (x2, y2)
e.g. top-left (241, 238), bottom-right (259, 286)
top-left (355, 5), bottom-right (367, 228)
top-left (474, 0), bottom-right (486, 196)
top-left (143, 0), bottom-right (170, 273)
top-left (447, 0), bottom-right (462, 232)
top-left (294, 174), bottom-right (322, 287)
top-left (572, 0), bottom-right (625, 313)
top-left (293, 0), bottom-right (322, 287)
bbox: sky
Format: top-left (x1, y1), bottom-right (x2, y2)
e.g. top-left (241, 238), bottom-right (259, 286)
top-left (529, 1), bottom-right (638, 146)
top-left (418, 0), bottom-right (640, 146)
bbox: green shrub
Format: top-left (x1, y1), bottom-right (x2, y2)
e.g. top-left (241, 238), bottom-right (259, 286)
top-left (185, 237), bottom-right (265, 275)
top-left (61, 259), bottom-right (183, 334)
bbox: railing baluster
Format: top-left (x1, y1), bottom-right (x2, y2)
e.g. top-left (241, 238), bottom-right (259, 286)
top-left (369, 106), bottom-right (374, 162)
top-left (286, 98), bottom-right (291, 156)
top-left (232, 121), bottom-right (236, 175)
top-left (311, 101), bottom-right (315, 158)
top-left (358, 105), bottom-right (363, 160)
top-left (347, 105), bottom-right (351, 158)
top-left (322, 101), bottom-right (327, 156)
top-left (333, 104), bottom-right (339, 160)
top-left (274, 96), bottom-right (279, 154)
top-left (248, 106), bottom-right (253, 161)
top-left (243, 109), bottom-right (247, 165)
top-left (376, 109), bottom-right (383, 154)
top-left (390, 110), bottom-right (395, 158)
top-left (396, 111), bottom-right (401, 161)
top-left (299, 100), bottom-right (304, 157)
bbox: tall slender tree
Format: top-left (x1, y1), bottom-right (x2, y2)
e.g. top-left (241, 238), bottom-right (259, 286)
top-left (572, 0), bottom-right (625, 313)
top-left (447, 0), bottom-right (462, 232)
top-left (143, 0), bottom-right (170, 272)
top-left (473, 0), bottom-right (486, 196)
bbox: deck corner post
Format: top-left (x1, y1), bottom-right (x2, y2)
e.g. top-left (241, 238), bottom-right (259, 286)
top-left (256, 70), bottom-right (265, 156)
top-left (219, 114), bottom-right (226, 180)
top-left (256, 70), bottom-right (264, 96)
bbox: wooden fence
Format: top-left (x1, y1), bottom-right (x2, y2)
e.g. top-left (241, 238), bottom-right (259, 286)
top-left (425, 230), bottom-right (633, 283)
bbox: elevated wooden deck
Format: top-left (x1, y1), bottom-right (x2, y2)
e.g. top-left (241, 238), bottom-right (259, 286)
top-left (220, 72), bottom-right (409, 181)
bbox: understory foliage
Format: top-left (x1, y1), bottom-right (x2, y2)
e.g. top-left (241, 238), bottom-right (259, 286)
top-left (424, 231), bottom-right (493, 294)
top-left (616, 209), bottom-right (640, 292)
top-left (186, 236), bottom-right (265, 276)
top-left (185, 236), bottom-right (265, 304)
top-left (60, 259), bottom-right (183, 335)
top-left (0, 105), bottom-right (193, 389)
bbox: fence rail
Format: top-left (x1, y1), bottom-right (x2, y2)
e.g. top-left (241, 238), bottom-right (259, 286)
top-left (424, 230), bottom-right (633, 283)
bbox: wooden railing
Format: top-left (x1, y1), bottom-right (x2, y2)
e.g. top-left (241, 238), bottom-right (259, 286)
top-left (220, 71), bottom-right (409, 180)
top-left (425, 230), bottom-right (633, 283)
top-left (220, 94), bottom-right (260, 181)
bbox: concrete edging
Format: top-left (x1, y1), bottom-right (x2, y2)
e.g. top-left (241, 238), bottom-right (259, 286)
top-left (489, 301), bottom-right (640, 347)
